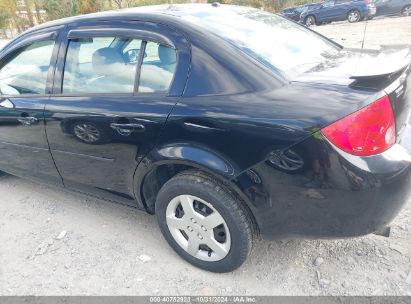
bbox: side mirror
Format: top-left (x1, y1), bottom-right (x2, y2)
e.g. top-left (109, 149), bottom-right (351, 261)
top-left (124, 49), bottom-right (139, 63)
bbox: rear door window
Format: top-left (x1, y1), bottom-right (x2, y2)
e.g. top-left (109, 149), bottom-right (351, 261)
top-left (139, 41), bottom-right (177, 93)
top-left (62, 36), bottom-right (177, 94)
top-left (63, 37), bottom-right (142, 94)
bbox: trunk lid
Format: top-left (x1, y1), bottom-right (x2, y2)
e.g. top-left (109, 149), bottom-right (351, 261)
top-left (293, 45), bottom-right (411, 90)
top-left (293, 45), bottom-right (411, 144)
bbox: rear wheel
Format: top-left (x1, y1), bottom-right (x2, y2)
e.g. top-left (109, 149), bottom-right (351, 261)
top-left (347, 9), bottom-right (361, 22)
top-left (402, 5), bottom-right (411, 16)
top-left (305, 15), bottom-right (316, 26)
top-left (71, 121), bottom-right (110, 145)
top-left (155, 171), bottom-right (255, 272)
top-left (267, 148), bottom-right (307, 174)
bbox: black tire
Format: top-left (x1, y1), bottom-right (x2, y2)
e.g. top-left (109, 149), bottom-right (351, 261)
top-left (347, 9), bottom-right (361, 23)
top-left (305, 15), bottom-right (316, 27)
top-left (155, 171), bottom-right (255, 273)
top-left (402, 5), bottom-right (411, 16)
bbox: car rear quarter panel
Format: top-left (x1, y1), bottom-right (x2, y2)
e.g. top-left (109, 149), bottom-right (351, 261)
top-left (140, 31), bottom-right (411, 238)
top-left (143, 82), bottom-right (385, 235)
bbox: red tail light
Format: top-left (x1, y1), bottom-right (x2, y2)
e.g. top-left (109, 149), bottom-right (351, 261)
top-left (321, 95), bottom-right (396, 156)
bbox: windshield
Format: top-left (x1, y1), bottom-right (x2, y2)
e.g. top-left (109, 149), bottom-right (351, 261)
top-left (180, 8), bottom-right (341, 78)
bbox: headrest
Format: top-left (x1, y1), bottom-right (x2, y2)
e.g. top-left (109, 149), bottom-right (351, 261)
top-left (92, 47), bottom-right (125, 76)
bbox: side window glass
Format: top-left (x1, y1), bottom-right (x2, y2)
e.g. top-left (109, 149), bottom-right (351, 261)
top-left (323, 1), bottom-right (335, 7)
top-left (0, 40), bottom-right (55, 95)
top-left (139, 41), bottom-right (177, 93)
top-left (63, 37), bottom-right (142, 94)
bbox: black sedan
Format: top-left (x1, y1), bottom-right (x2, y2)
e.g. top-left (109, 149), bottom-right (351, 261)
top-left (0, 4), bottom-right (410, 272)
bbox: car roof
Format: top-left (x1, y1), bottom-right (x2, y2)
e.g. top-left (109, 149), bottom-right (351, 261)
top-left (25, 4), bottom-right (261, 34)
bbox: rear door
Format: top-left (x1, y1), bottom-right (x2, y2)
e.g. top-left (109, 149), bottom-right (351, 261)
top-left (0, 29), bottom-right (62, 185)
top-left (386, 0), bottom-right (404, 14)
top-left (45, 21), bottom-right (189, 206)
top-left (376, 0), bottom-right (398, 14)
top-left (319, 1), bottom-right (339, 20)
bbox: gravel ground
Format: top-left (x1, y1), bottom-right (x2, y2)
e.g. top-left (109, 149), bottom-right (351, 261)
top-left (314, 15), bottom-right (411, 49)
top-left (1, 16), bottom-right (411, 296)
top-left (1, 175), bottom-right (411, 296)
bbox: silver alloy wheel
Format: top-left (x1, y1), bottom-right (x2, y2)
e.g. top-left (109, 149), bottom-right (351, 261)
top-left (348, 11), bottom-right (360, 22)
top-left (403, 5), bottom-right (411, 16)
top-left (73, 123), bottom-right (101, 143)
top-left (165, 194), bottom-right (231, 262)
top-left (268, 149), bottom-right (304, 172)
top-left (305, 16), bottom-right (315, 26)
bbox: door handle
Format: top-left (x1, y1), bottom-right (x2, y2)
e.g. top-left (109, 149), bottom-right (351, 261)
top-left (110, 122), bottom-right (145, 136)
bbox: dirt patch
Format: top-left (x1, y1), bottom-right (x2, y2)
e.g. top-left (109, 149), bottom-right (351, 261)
top-left (0, 174), bottom-right (410, 295)
top-left (314, 15), bottom-right (411, 49)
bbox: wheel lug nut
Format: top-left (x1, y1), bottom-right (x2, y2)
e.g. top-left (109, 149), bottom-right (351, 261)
top-left (187, 226), bottom-right (193, 232)
top-left (191, 218), bottom-right (196, 223)
top-left (198, 233), bottom-right (203, 240)
top-left (201, 226), bottom-right (207, 231)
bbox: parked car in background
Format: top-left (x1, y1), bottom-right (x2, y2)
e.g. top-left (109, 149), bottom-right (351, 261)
top-left (0, 4), bottom-right (410, 273)
top-left (281, 3), bottom-right (322, 21)
top-left (300, 0), bottom-right (376, 26)
top-left (375, 0), bottom-right (411, 16)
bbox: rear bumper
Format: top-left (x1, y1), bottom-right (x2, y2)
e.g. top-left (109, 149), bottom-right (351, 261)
top-left (367, 6), bottom-right (377, 16)
top-left (235, 130), bottom-right (411, 240)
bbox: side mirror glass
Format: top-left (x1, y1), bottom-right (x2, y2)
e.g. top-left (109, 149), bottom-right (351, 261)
top-left (124, 49), bottom-right (139, 63)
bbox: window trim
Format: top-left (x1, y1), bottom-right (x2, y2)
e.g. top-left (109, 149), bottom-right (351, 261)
top-left (134, 40), bottom-right (147, 93)
top-left (68, 28), bottom-right (174, 48)
top-left (0, 32), bottom-right (56, 66)
top-left (0, 31), bottom-right (59, 98)
top-left (57, 27), bottom-right (178, 97)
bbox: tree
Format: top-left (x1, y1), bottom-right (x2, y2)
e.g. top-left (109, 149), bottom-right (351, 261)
top-left (32, 0), bottom-right (46, 23)
top-left (44, 0), bottom-right (79, 20)
top-left (79, 0), bottom-right (104, 14)
top-left (0, 0), bottom-right (18, 35)
top-left (23, 0), bottom-right (35, 27)
top-left (111, 0), bottom-right (134, 8)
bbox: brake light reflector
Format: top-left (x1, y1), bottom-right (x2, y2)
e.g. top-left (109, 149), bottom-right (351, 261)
top-left (321, 95), bottom-right (395, 156)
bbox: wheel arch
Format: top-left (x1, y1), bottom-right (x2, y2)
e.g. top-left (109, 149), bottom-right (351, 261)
top-left (133, 144), bottom-right (261, 233)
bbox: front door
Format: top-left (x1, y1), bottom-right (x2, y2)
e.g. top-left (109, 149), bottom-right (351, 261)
top-left (45, 22), bottom-right (189, 206)
top-left (0, 30), bottom-right (62, 185)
